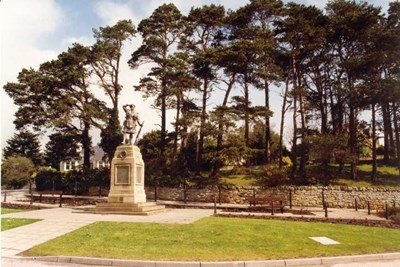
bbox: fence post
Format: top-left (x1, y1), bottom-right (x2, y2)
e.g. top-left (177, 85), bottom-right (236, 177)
top-left (59, 194), bottom-right (63, 208)
top-left (324, 202), bottom-right (328, 218)
top-left (214, 191), bottom-right (217, 214)
top-left (368, 201), bottom-right (371, 215)
top-left (183, 182), bottom-right (187, 204)
top-left (289, 189), bottom-right (293, 209)
top-left (355, 199), bottom-right (358, 211)
top-left (3, 191), bottom-right (7, 203)
top-left (385, 201), bottom-right (389, 220)
top-left (154, 183), bottom-right (158, 202)
top-left (218, 186), bottom-right (222, 205)
top-left (271, 201), bottom-right (275, 216)
top-left (74, 180), bottom-right (78, 197)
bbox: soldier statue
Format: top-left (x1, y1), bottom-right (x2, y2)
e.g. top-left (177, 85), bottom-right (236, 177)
top-left (123, 104), bottom-right (143, 145)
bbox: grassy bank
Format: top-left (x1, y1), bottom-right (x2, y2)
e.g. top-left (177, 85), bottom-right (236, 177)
top-left (219, 162), bottom-right (399, 187)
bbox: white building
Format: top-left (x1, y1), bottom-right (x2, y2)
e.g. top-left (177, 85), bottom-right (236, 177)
top-left (59, 145), bottom-right (110, 172)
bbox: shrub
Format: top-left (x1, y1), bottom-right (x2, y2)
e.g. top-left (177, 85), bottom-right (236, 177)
top-left (231, 166), bottom-right (249, 175)
top-left (63, 168), bottom-right (110, 195)
top-left (257, 165), bottom-right (290, 187)
top-left (281, 156), bottom-right (292, 167)
top-left (35, 169), bottom-right (63, 191)
top-left (1, 156), bottom-right (34, 189)
top-left (391, 213), bottom-right (400, 225)
top-left (387, 206), bottom-right (400, 217)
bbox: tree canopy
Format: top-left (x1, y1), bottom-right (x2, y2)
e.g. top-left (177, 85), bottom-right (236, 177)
top-left (3, 0), bottom-right (399, 184)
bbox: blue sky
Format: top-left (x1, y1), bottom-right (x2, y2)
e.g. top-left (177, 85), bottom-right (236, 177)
top-left (0, 0), bottom-right (391, 150)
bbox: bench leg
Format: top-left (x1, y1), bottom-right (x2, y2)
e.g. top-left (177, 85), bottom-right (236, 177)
top-left (271, 202), bottom-right (274, 215)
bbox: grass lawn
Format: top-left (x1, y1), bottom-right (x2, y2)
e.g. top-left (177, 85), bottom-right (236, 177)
top-left (1, 208), bottom-right (41, 231)
top-left (218, 162), bottom-right (399, 188)
top-left (330, 163), bottom-right (399, 188)
top-left (26, 217), bottom-right (400, 261)
top-left (1, 208), bottom-right (25, 215)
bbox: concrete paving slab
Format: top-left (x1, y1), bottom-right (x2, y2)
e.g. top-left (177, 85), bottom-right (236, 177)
top-left (155, 261), bottom-right (200, 267)
top-left (70, 257), bottom-right (113, 266)
top-left (309, 236), bottom-right (340, 245)
top-left (112, 259), bottom-right (156, 267)
top-left (322, 256), bottom-right (360, 265)
top-left (331, 259), bottom-right (400, 267)
top-left (201, 261), bottom-right (245, 267)
top-left (381, 252), bottom-right (400, 260)
top-left (285, 257), bottom-right (322, 266)
top-left (245, 260), bottom-right (285, 267)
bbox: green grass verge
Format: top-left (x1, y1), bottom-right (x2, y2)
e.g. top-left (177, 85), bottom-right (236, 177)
top-left (2, 218), bottom-right (41, 231)
top-left (1, 208), bottom-right (25, 214)
top-left (26, 217), bottom-right (400, 261)
top-left (1, 208), bottom-right (41, 231)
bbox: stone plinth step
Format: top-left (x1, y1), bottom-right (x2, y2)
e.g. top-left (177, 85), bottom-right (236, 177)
top-left (84, 202), bottom-right (166, 216)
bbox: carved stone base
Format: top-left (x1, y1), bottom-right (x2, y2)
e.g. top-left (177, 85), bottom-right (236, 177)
top-left (93, 202), bottom-right (165, 216)
top-left (108, 144), bottom-right (146, 203)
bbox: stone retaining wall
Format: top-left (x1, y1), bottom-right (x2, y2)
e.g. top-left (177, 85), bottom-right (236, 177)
top-left (145, 186), bottom-right (400, 209)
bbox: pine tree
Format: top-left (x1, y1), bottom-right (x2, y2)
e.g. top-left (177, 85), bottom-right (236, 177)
top-left (4, 130), bottom-right (42, 166)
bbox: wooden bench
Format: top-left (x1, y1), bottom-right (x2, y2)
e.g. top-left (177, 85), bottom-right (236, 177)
top-left (36, 190), bottom-right (63, 207)
top-left (246, 196), bottom-right (286, 215)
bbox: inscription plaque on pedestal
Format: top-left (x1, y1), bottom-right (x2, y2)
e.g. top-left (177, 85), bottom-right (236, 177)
top-left (115, 165), bottom-right (130, 185)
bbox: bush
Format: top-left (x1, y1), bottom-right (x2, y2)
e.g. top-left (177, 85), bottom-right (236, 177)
top-left (62, 168), bottom-right (110, 195)
top-left (1, 156), bottom-right (34, 189)
top-left (257, 165), bottom-right (290, 187)
top-left (231, 166), bottom-right (250, 175)
top-left (281, 156), bottom-right (292, 167)
top-left (391, 213), bottom-right (400, 225)
top-left (35, 169), bottom-right (63, 191)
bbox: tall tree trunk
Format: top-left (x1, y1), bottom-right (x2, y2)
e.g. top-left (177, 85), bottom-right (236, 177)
top-left (197, 78), bottom-right (208, 175)
top-left (382, 102), bottom-right (390, 163)
top-left (393, 103), bottom-right (400, 177)
top-left (387, 103), bottom-right (396, 157)
top-left (171, 94), bottom-right (181, 170)
top-left (82, 121), bottom-right (91, 170)
top-left (161, 81), bottom-right (167, 174)
top-left (279, 74), bottom-right (290, 169)
top-left (211, 75), bottom-right (236, 177)
top-left (371, 103), bottom-right (377, 182)
top-left (264, 79), bottom-right (271, 164)
top-left (298, 70), bottom-right (307, 182)
top-left (244, 75), bottom-right (250, 147)
top-left (349, 104), bottom-right (358, 180)
top-left (290, 55), bottom-right (298, 178)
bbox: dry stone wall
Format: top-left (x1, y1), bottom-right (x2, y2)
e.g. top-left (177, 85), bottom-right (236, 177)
top-left (145, 185), bottom-right (400, 209)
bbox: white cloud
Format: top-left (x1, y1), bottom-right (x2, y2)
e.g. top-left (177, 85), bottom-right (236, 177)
top-left (95, 1), bottom-right (138, 26)
top-left (0, 0), bottom-right (64, 148)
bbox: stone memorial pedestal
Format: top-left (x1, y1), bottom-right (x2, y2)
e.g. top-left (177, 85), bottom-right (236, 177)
top-left (93, 144), bottom-right (165, 215)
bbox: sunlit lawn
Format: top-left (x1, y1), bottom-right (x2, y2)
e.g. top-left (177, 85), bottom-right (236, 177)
top-left (331, 163), bottom-right (399, 187)
top-left (217, 162), bottom-right (399, 188)
top-left (27, 217), bottom-right (400, 261)
top-left (1, 208), bottom-right (41, 231)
